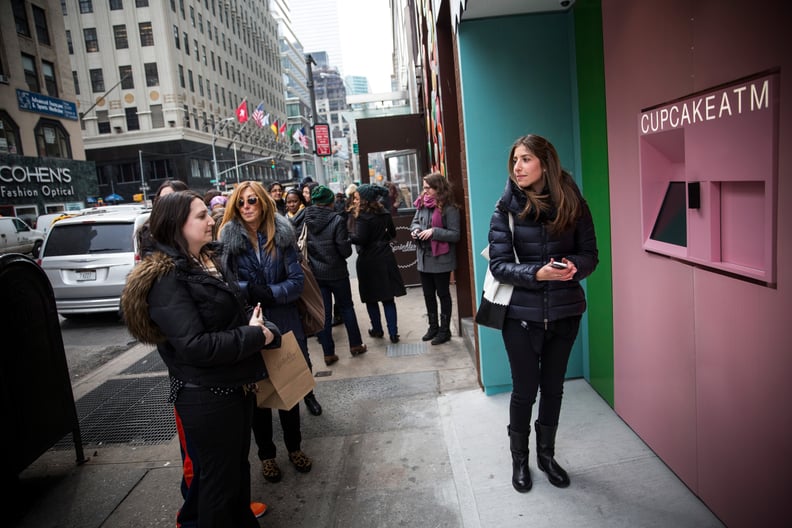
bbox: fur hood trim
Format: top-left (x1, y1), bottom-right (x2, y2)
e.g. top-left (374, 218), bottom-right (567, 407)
top-left (121, 252), bottom-right (175, 345)
top-left (220, 214), bottom-right (296, 256)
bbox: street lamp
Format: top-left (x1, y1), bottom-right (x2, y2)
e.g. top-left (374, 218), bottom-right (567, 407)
top-left (212, 117), bottom-right (235, 189)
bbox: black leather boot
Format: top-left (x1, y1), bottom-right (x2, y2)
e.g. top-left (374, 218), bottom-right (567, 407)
top-left (508, 425), bottom-right (532, 492)
top-left (535, 420), bottom-right (570, 488)
top-left (431, 313), bottom-right (451, 345)
top-left (421, 313), bottom-right (439, 341)
top-left (303, 391), bottom-right (322, 416)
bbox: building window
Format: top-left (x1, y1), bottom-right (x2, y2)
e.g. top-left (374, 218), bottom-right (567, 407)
top-left (183, 33), bottom-right (189, 54)
top-left (0, 111), bottom-right (22, 155)
top-left (89, 68), bottom-right (104, 92)
top-left (173, 25), bottom-right (180, 48)
top-left (42, 61), bottom-right (58, 97)
top-left (125, 107), bottom-right (139, 131)
top-left (150, 104), bottom-right (164, 128)
top-left (198, 75), bottom-right (204, 96)
top-left (72, 71), bottom-right (80, 95)
top-left (96, 110), bottom-right (111, 134)
top-left (13, 0), bottom-right (30, 37)
top-left (109, 0), bottom-right (123, 10)
top-left (84, 28), bottom-right (99, 52)
top-left (179, 0), bottom-right (184, 19)
top-left (35, 119), bottom-right (72, 159)
top-left (66, 30), bottom-right (73, 54)
top-left (113, 25), bottom-right (128, 49)
top-left (202, 45), bottom-right (207, 66)
top-left (178, 64), bottom-right (185, 88)
top-left (188, 70), bottom-right (194, 92)
top-left (32, 5), bottom-right (50, 45)
top-left (144, 63), bottom-right (158, 86)
top-left (21, 54), bottom-right (40, 93)
top-left (194, 40), bottom-right (199, 61)
top-left (190, 6), bottom-right (195, 26)
top-left (79, 0), bottom-right (93, 14)
top-left (135, 0), bottom-right (149, 6)
top-left (60, 0), bottom-right (67, 16)
top-left (183, 104), bottom-right (190, 128)
top-left (139, 22), bottom-right (154, 46)
top-left (119, 65), bottom-right (134, 89)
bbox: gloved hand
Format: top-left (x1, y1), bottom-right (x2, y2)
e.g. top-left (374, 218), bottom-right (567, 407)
top-left (249, 283), bottom-right (277, 307)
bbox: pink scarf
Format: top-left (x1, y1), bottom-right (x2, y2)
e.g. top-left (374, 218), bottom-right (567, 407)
top-left (414, 194), bottom-right (449, 257)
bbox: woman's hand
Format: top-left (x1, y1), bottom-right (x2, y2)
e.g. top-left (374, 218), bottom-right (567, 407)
top-left (249, 303), bottom-right (274, 345)
top-left (416, 228), bottom-right (433, 240)
top-left (537, 259), bottom-right (577, 281)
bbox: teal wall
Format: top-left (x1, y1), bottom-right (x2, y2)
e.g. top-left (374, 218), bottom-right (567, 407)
top-left (458, 12), bottom-right (583, 395)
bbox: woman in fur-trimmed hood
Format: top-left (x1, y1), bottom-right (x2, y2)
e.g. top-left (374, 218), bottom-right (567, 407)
top-left (218, 180), bottom-right (318, 481)
top-left (120, 190), bottom-right (279, 527)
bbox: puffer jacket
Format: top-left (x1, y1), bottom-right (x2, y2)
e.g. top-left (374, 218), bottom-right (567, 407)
top-left (488, 179), bottom-right (598, 324)
top-left (121, 244), bottom-right (278, 388)
top-left (350, 210), bottom-right (406, 303)
top-left (219, 214), bottom-right (306, 348)
top-left (303, 204), bottom-right (352, 281)
top-left (409, 202), bottom-right (460, 273)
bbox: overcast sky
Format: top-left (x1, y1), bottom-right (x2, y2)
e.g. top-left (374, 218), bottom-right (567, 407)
top-left (337, 0), bottom-right (394, 93)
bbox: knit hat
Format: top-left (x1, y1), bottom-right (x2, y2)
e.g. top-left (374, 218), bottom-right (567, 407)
top-left (311, 185), bottom-right (335, 205)
top-left (209, 195), bottom-right (227, 209)
top-left (357, 184), bottom-right (381, 203)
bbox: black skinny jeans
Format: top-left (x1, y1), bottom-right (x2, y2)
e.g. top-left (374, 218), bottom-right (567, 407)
top-left (501, 315), bottom-right (581, 434)
top-left (419, 271), bottom-right (452, 317)
top-left (251, 404), bottom-right (302, 460)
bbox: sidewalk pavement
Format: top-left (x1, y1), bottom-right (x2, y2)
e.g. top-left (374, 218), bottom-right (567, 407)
top-left (10, 281), bottom-right (723, 528)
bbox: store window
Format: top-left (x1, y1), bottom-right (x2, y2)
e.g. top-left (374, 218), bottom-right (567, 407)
top-left (0, 112), bottom-right (22, 155)
top-left (35, 119), bottom-right (72, 159)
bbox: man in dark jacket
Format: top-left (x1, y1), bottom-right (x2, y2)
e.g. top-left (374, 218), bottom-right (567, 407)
top-left (303, 185), bottom-right (367, 365)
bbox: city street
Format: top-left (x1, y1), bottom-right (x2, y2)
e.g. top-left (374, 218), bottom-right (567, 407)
top-left (59, 313), bottom-right (135, 383)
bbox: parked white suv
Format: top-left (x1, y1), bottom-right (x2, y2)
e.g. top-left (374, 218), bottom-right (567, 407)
top-left (37, 209), bottom-right (150, 317)
top-left (0, 216), bottom-right (45, 257)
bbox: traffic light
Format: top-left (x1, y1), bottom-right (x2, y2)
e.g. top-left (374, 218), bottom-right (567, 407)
top-left (270, 159), bottom-right (276, 169)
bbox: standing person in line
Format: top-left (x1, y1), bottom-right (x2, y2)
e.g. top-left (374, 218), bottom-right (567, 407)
top-left (301, 180), bottom-right (318, 206)
top-left (303, 185), bottom-right (367, 365)
top-left (486, 134), bottom-right (598, 493)
top-left (121, 190), bottom-right (280, 527)
top-left (218, 181), bottom-right (318, 485)
top-left (267, 181), bottom-right (286, 215)
top-left (410, 172), bottom-right (461, 345)
top-left (284, 187), bottom-right (307, 235)
top-left (350, 184), bottom-right (406, 343)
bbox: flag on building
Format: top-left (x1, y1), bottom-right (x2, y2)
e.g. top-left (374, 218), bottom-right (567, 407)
top-left (252, 103), bottom-right (265, 128)
top-left (235, 99), bottom-right (248, 123)
top-left (292, 127), bottom-right (304, 145)
top-left (262, 113), bottom-right (270, 127)
top-left (271, 119), bottom-right (278, 137)
top-left (279, 121), bottom-right (287, 138)
top-left (299, 127), bottom-right (309, 148)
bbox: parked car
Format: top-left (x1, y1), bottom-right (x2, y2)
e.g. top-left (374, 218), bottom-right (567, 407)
top-left (37, 209), bottom-right (150, 317)
top-left (0, 216), bottom-right (45, 257)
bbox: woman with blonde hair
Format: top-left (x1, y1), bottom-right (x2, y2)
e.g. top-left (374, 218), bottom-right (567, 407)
top-left (218, 181), bottom-right (318, 483)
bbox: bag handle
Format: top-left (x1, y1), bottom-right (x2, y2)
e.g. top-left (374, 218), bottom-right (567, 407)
top-left (481, 212), bottom-right (519, 263)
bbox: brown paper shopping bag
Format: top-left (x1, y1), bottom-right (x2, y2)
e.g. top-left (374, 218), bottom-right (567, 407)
top-left (255, 331), bottom-right (316, 410)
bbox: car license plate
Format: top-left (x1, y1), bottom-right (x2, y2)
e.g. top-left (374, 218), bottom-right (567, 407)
top-left (77, 270), bottom-right (97, 281)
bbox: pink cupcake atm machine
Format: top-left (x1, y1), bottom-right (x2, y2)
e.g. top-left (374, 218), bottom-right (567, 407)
top-left (638, 71), bottom-right (778, 285)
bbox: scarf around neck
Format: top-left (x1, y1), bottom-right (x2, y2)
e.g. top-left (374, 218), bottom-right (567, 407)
top-left (414, 194), bottom-right (449, 257)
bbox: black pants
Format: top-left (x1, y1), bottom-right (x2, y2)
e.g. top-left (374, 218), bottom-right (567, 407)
top-left (501, 316), bottom-right (581, 434)
top-left (251, 404), bottom-right (302, 460)
top-left (174, 387), bottom-right (257, 528)
top-left (419, 271), bottom-right (452, 316)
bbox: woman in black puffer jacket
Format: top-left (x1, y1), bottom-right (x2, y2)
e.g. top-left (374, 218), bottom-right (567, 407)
top-left (486, 134), bottom-right (598, 494)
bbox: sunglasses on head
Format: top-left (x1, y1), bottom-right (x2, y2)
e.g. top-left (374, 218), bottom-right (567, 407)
top-left (237, 196), bottom-right (258, 207)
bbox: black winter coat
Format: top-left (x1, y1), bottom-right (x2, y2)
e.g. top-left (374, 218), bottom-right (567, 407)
top-left (350, 210), bottom-right (406, 303)
top-left (488, 179), bottom-right (598, 324)
top-left (303, 205), bottom-right (352, 281)
top-left (121, 245), bottom-right (279, 388)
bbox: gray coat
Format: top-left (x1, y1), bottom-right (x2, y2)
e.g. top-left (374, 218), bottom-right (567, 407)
top-left (409, 203), bottom-right (460, 273)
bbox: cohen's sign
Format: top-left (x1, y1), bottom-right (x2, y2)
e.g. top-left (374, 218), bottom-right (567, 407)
top-left (0, 155), bottom-right (97, 202)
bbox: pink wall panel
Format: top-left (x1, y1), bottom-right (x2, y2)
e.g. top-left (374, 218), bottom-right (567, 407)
top-left (602, 0), bottom-right (792, 526)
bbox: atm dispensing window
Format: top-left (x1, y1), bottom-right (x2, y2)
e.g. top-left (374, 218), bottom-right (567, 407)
top-left (649, 181), bottom-right (687, 247)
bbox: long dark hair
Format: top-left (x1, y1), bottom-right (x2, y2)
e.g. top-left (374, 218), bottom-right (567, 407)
top-left (149, 190), bottom-right (209, 260)
top-left (423, 172), bottom-right (456, 209)
top-left (508, 134), bottom-right (581, 234)
top-left (153, 179), bottom-right (189, 204)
